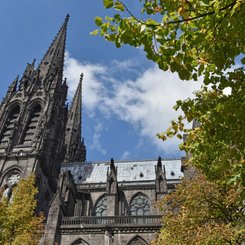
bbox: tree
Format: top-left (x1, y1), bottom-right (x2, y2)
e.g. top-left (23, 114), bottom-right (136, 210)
top-left (94, 1), bottom-right (245, 243)
top-left (152, 173), bottom-right (245, 245)
top-left (0, 175), bottom-right (44, 245)
top-left (93, 0), bottom-right (245, 188)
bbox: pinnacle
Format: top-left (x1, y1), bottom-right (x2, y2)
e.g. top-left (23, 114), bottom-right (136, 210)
top-left (65, 14), bottom-right (70, 23)
top-left (64, 76), bottom-right (84, 162)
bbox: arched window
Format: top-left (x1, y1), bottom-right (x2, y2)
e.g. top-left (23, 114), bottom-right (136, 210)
top-left (71, 239), bottom-right (89, 245)
top-left (127, 236), bottom-right (148, 245)
top-left (0, 105), bottom-right (20, 147)
top-left (94, 195), bottom-right (107, 216)
top-left (21, 104), bottom-right (41, 145)
top-left (130, 193), bottom-right (150, 216)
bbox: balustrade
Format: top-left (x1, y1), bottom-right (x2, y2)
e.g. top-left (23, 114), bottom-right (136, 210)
top-left (61, 215), bottom-right (162, 227)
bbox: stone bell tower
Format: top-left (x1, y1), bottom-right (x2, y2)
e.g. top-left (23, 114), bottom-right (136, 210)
top-left (0, 15), bottom-right (84, 214)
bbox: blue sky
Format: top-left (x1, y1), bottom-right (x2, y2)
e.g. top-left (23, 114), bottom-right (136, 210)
top-left (0, 0), bottom-right (201, 161)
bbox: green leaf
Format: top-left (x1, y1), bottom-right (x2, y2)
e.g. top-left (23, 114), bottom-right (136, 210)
top-left (241, 56), bottom-right (245, 65)
top-left (145, 19), bottom-right (158, 26)
top-left (94, 16), bottom-right (103, 26)
top-left (90, 29), bottom-right (99, 36)
top-left (114, 1), bottom-right (124, 11)
top-left (104, 0), bottom-right (114, 9)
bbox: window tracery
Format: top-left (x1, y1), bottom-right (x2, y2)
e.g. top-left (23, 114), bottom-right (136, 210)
top-left (130, 193), bottom-right (150, 216)
top-left (94, 195), bottom-right (107, 216)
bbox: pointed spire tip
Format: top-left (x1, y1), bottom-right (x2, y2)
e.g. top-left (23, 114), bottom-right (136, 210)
top-left (32, 59), bottom-right (36, 66)
top-left (80, 73), bottom-right (84, 82)
top-left (65, 14), bottom-right (70, 22)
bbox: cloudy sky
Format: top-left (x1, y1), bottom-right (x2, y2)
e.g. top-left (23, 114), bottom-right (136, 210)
top-left (0, 0), bottom-right (201, 161)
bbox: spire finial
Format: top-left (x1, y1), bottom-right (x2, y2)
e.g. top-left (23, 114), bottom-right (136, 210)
top-left (32, 59), bottom-right (36, 66)
top-left (157, 156), bottom-right (162, 169)
top-left (110, 158), bottom-right (116, 173)
top-left (63, 77), bottom-right (67, 86)
top-left (65, 14), bottom-right (70, 22)
top-left (10, 75), bottom-right (19, 89)
top-left (15, 75), bottom-right (19, 82)
top-left (80, 73), bottom-right (84, 82)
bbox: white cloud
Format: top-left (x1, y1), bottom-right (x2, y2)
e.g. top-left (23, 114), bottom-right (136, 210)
top-left (64, 52), bottom-right (201, 156)
top-left (90, 121), bottom-right (107, 156)
top-left (121, 151), bottom-right (130, 160)
top-left (64, 52), bottom-right (107, 111)
top-left (103, 67), bottom-right (201, 153)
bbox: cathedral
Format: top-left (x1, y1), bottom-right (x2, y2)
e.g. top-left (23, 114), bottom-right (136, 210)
top-left (0, 16), bottom-right (184, 245)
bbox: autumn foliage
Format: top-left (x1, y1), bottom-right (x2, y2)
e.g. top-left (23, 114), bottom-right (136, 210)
top-left (0, 175), bottom-right (44, 245)
top-left (152, 174), bottom-right (245, 245)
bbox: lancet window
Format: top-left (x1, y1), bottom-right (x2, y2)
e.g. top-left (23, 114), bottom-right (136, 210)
top-left (21, 104), bottom-right (41, 145)
top-left (0, 105), bottom-right (20, 147)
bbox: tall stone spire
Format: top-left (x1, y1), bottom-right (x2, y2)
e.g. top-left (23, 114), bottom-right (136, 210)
top-left (64, 73), bottom-right (86, 162)
top-left (38, 15), bottom-right (69, 88)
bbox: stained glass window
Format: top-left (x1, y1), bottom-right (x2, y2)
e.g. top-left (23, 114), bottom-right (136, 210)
top-left (130, 193), bottom-right (150, 216)
top-left (95, 195), bottom-right (107, 216)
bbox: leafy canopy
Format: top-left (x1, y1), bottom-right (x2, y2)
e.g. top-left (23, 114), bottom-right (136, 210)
top-left (94, 0), bottom-right (245, 81)
top-left (94, 0), bottom-right (245, 188)
top-left (0, 175), bottom-right (44, 245)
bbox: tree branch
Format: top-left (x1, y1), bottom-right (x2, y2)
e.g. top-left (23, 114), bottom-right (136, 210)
top-left (119, 0), bottom-right (238, 28)
top-left (168, 1), bottom-right (237, 24)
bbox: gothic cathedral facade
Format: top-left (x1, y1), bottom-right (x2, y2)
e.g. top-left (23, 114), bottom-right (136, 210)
top-left (0, 16), bottom-right (183, 245)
